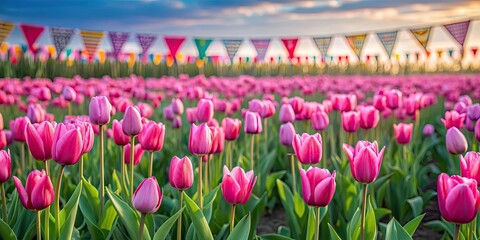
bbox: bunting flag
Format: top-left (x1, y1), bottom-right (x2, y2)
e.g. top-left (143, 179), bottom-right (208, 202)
top-left (410, 27), bottom-right (431, 51)
top-left (377, 31), bottom-right (397, 57)
top-left (345, 34), bottom-right (367, 59)
top-left (80, 30), bottom-right (104, 59)
top-left (19, 24), bottom-right (45, 54)
top-left (194, 38), bottom-right (212, 60)
top-left (223, 39), bottom-right (243, 61)
top-left (137, 34), bottom-right (157, 56)
top-left (50, 27), bottom-right (75, 57)
top-left (251, 39), bottom-right (270, 62)
top-left (312, 37), bottom-right (332, 56)
top-left (444, 20), bottom-right (470, 47)
top-left (281, 38), bottom-right (299, 59)
top-left (164, 36), bottom-right (186, 60)
top-left (109, 32), bottom-right (129, 58)
top-left (0, 21), bottom-right (15, 44)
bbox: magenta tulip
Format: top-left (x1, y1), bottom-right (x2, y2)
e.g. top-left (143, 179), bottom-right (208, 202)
top-left (186, 108), bottom-right (198, 123)
top-left (468, 104), bottom-right (480, 121)
top-left (169, 156), bottom-right (194, 190)
top-left (279, 104), bottom-right (296, 123)
top-left (446, 127), bottom-right (468, 155)
top-left (171, 98), bottom-right (184, 115)
top-left (13, 170), bottom-right (54, 211)
top-left (300, 167), bottom-right (336, 207)
top-left (244, 111), bottom-right (262, 134)
top-left (132, 177), bottom-right (162, 214)
top-left (52, 123), bottom-right (83, 165)
top-left (122, 106), bottom-right (143, 136)
top-left (311, 111), bottom-right (329, 131)
top-left (113, 120), bottom-right (130, 146)
top-left (26, 104), bottom-right (46, 123)
top-left (289, 97), bottom-right (304, 114)
top-left (188, 123), bottom-right (212, 156)
top-left (222, 118), bottom-right (242, 141)
top-left (25, 122), bottom-right (55, 161)
top-left (423, 124), bottom-right (435, 136)
top-left (10, 117), bottom-right (31, 142)
top-left (221, 166), bottom-right (257, 205)
top-left (343, 141), bottom-right (385, 184)
top-left (460, 152), bottom-right (480, 183)
top-left (124, 144), bottom-right (145, 165)
top-left (393, 123), bottom-right (413, 145)
top-left (386, 89), bottom-right (402, 109)
top-left (442, 110), bottom-right (466, 129)
top-left (341, 111), bottom-right (360, 133)
top-left (89, 96), bottom-right (112, 125)
top-left (210, 127), bottom-right (225, 154)
top-left (0, 150), bottom-right (11, 183)
top-left (138, 121), bottom-right (165, 152)
top-left (63, 86), bottom-right (76, 101)
top-left (280, 122), bottom-right (296, 147)
top-left (197, 98), bottom-right (214, 123)
top-left (292, 133), bottom-right (322, 164)
top-left (359, 106), bottom-right (379, 129)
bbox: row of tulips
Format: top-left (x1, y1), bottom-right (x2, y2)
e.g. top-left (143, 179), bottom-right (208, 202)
top-left (0, 74), bottom-right (479, 240)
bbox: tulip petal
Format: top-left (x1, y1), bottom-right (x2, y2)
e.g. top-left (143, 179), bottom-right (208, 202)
top-left (445, 184), bottom-right (476, 224)
top-left (221, 174), bottom-right (240, 204)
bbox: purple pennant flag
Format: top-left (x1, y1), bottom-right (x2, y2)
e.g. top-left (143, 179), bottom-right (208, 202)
top-left (50, 27), bottom-right (75, 58)
top-left (251, 39), bottom-right (270, 62)
top-left (444, 20), bottom-right (470, 47)
top-left (109, 32), bottom-right (129, 58)
top-left (137, 33), bottom-right (157, 56)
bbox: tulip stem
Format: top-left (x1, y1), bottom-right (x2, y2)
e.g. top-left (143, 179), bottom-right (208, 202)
top-left (121, 145), bottom-right (126, 197)
top-left (44, 161), bottom-right (50, 240)
top-left (148, 151), bottom-right (154, 177)
top-left (130, 136), bottom-right (136, 199)
top-left (250, 135), bottom-right (255, 170)
top-left (361, 184), bottom-right (368, 240)
top-left (55, 165), bottom-right (65, 236)
top-left (230, 204), bottom-right (236, 234)
top-left (79, 155), bottom-right (84, 181)
top-left (205, 157), bottom-right (209, 192)
top-left (99, 125), bottom-right (105, 216)
top-left (264, 118), bottom-right (268, 154)
top-left (315, 207), bottom-right (321, 240)
top-left (290, 154), bottom-right (296, 193)
top-left (454, 224), bottom-right (460, 240)
top-left (177, 191), bottom-right (183, 240)
top-left (21, 142), bottom-right (25, 174)
top-left (1, 183), bottom-right (7, 223)
top-left (138, 213), bottom-right (146, 240)
top-left (198, 156), bottom-right (203, 208)
top-left (227, 141), bottom-right (232, 169)
top-left (36, 210), bottom-right (41, 240)
top-left (348, 133), bottom-right (353, 146)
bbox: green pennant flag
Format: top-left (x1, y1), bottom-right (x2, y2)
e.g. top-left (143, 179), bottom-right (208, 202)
top-left (195, 38), bottom-right (212, 60)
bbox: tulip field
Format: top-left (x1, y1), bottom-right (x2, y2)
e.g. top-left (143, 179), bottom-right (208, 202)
top-left (0, 74), bottom-right (480, 240)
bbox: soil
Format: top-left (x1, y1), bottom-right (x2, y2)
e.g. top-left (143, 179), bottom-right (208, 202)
top-left (257, 207), bottom-right (288, 235)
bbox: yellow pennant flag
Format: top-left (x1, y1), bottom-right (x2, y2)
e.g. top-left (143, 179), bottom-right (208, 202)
top-left (80, 30), bottom-right (105, 59)
top-left (345, 34), bottom-right (367, 59)
top-left (410, 27), bottom-right (431, 51)
top-left (0, 21), bottom-right (15, 44)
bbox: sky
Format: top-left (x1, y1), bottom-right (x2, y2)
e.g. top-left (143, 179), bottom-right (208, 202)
top-left (1, 0), bottom-right (480, 63)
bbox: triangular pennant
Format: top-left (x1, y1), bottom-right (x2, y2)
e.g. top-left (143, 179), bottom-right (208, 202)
top-left (281, 38), bottom-right (299, 59)
top-left (19, 24), bottom-right (45, 54)
top-left (377, 31), bottom-right (397, 57)
top-left (312, 37), bottom-right (332, 56)
top-left (223, 39), bottom-right (243, 61)
top-left (345, 34), bottom-right (367, 59)
top-left (410, 27), bottom-right (431, 51)
top-left (194, 38), bottom-right (212, 60)
top-left (80, 30), bottom-right (104, 58)
top-left (50, 27), bottom-right (75, 57)
top-left (137, 33), bottom-right (157, 56)
top-left (0, 21), bottom-right (15, 44)
top-left (251, 39), bottom-right (270, 62)
top-left (164, 36), bottom-right (186, 60)
top-left (109, 32), bottom-right (129, 58)
top-left (444, 20), bottom-right (470, 47)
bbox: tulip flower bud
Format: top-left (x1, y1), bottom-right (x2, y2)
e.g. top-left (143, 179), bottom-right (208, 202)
top-left (359, 106), bottom-right (379, 129)
top-left (222, 118), bottom-right (241, 141)
top-left (279, 104), bottom-right (295, 123)
top-left (393, 123), bottom-right (413, 145)
top-left (0, 150), bottom-right (11, 183)
top-left (10, 117), bottom-right (31, 142)
top-left (221, 166), bottom-right (257, 205)
top-left (442, 110), bottom-right (466, 129)
top-left (311, 111), bottom-right (329, 131)
top-left (63, 86), bottom-right (76, 101)
top-left (188, 123), bottom-right (212, 156)
top-left (244, 111), bottom-right (262, 134)
top-left (186, 108), bottom-right (198, 124)
top-left (279, 122), bottom-right (296, 147)
top-left (468, 104), bottom-right (480, 121)
top-left (112, 120), bottom-right (130, 146)
top-left (343, 141), bottom-right (385, 184)
top-left (171, 98), bottom-right (184, 115)
top-left (446, 127), bottom-right (468, 155)
top-left (138, 121), bottom-right (165, 152)
top-left (172, 116), bottom-right (182, 129)
top-left (132, 177), bottom-right (162, 214)
top-left (341, 111), bottom-right (360, 133)
top-left (169, 156), bottom-right (194, 190)
top-left (289, 97), bottom-right (304, 114)
top-left (13, 170), bottom-right (54, 211)
top-left (52, 123), bottom-right (83, 165)
top-left (386, 89), bottom-right (402, 109)
top-left (0, 131), bottom-right (7, 149)
top-left (460, 152), bottom-right (480, 183)
top-left (197, 99), bottom-right (214, 123)
top-left (26, 104), bottom-right (46, 124)
top-left (89, 96), bottom-right (112, 125)
top-left (122, 106), bottom-right (143, 136)
top-left (292, 133), bottom-right (322, 164)
top-left (124, 144), bottom-right (145, 165)
top-left (25, 122), bottom-right (55, 161)
top-left (300, 167), bottom-right (336, 207)
top-left (209, 127), bottom-right (225, 154)
top-left (423, 124), bottom-right (435, 136)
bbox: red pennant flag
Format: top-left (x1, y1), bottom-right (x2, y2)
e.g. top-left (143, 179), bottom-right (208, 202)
top-left (281, 38), bottom-right (298, 59)
top-left (19, 24), bottom-right (45, 54)
top-left (163, 36), bottom-right (185, 60)
top-left (472, 47), bottom-right (478, 57)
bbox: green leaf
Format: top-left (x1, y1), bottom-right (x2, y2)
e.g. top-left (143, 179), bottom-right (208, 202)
top-left (327, 223), bottom-right (342, 240)
top-left (425, 220), bottom-right (454, 236)
top-left (227, 213), bottom-right (251, 240)
top-left (385, 218), bottom-right (412, 240)
top-left (79, 179), bottom-right (104, 239)
top-left (59, 181), bottom-right (83, 240)
top-left (258, 234), bottom-right (295, 240)
top-left (374, 208), bottom-right (391, 221)
top-left (403, 214), bottom-right (425, 236)
top-left (293, 193), bottom-right (306, 218)
top-left (306, 207), bottom-right (316, 240)
top-left (406, 196), bottom-right (423, 217)
top-left (153, 207), bottom-right (184, 240)
top-left (99, 200), bottom-right (117, 231)
top-left (183, 192), bottom-right (214, 240)
top-left (0, 218), bottom-right (17, 240)
top-left (276, 179), bottom-right (301, 236)
top-left (347, 197), bottom-right (376, 240)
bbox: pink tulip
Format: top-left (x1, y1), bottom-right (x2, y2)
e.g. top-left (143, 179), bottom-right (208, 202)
top-left (279, 104), bottom-right (295, 123)
top-left (26, 104), bottom-right (46, 123)
top-left (124, 144), bottom-right (145, 165)
top-left (468, 104), bottom-right (480, 121)
top-left (186, 108), bottom-right (198, 123)
top-left (248, 99), bottom-right (265, 115)
top-left (244, 111), bottom-right (262, 134)
top-left (169, 156), bottom-right (194, 190)
top-left (0, 131), bottom-right (6, 149)
top-left (437, 173), bottom-right (480, 224)
top-left (300, 167), bottom-right (336, 207)
top-left (122, 106), bottom-right (143, 136)
top-left (138, 121), bottom-right (165, 152)
top-left (460, 152), bottom-right (480, 183)
top-left (476, 120), bottom-right (480, 142)
top-left (52, 123), bottom-right (83, 165)
top-left (373, 94), bottom-right (387, 111)
top-left (289, 97), bottom-right (304, 114)
top-left (292, 133), bottom-right (322, 164)
top-left (280, 122), bottom-right (296, 147)
top-left (338, 94), bottom-right (357, 112)
top-left (446, 127), bottom-right (468, 155)
top-left (0, 150), bottom-right (11, 183)
top-left (112, 119), bottom-right (130, 146)
top-left (423, 124), bottom-right (435, 136)
top-left (393, 123), bottom-right (413, 145)
top-left (3, 130), bottom-right (12, 147)
top-left (359, 106), bottom-right (379, 129)
top-left (10, 117), bottom-right (31, 142)
top-left (13, 170), bottom-right (54, 211)
top-left (341, 111), bottom-right (360, 133)
top-left (221, 166), bottom-right (257, 205)
top-left (188, 123), bottom-right (212, 156)
top-left (343, 141), bottom-right (385, 184)
top-left (197, 98), bottom-right (214, 123)
top-left (132, 177), bottom-right (162, 214)
top-left (172, 116), bottom-right (182, 129)
top-left (63, 86), bottom-right (76, 101)
top-left (89, 96), bottom-right (112, 125)
top-left (209, 127), bottom-right (225, 154)
top-left (386, 89), bottom-right (402, 109)
top-left (75, 121), bottom-right (94, 154)
top-left (25, 122), bottom-right (55, 161)
top-left (222, 118), bottom-right (241, 141)
top-left (136, 102), bottom-right (153, 118)
top-left (171, 98), bottom-right (184, 115)
top-left (442, 110), bottom-right (466, 129)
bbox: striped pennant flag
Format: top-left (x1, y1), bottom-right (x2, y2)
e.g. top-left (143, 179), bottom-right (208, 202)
top-left (80, 30), bottom-right (105, 59)
top-left (0, 21), bottom-right (15, 44)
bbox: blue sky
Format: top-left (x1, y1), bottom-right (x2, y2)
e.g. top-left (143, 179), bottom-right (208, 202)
top-left (1, 0), bottom-right (480, 62)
